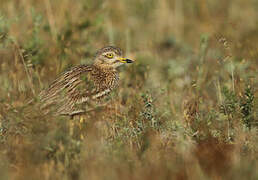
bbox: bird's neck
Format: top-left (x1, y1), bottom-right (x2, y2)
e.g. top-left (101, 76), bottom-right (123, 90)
top-left (92, 64), bottom-right (117, 73)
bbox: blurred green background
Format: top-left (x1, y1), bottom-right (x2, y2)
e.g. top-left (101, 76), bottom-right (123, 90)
top-left (0, 0), bottom-right (257, 179)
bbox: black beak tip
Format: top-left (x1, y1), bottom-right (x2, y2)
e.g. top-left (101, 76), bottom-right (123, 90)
top-left (126, 59), bottom-right (134, 63)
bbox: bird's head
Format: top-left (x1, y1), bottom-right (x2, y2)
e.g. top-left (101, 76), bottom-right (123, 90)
top-left (93, 46), bottom-right (134, 69)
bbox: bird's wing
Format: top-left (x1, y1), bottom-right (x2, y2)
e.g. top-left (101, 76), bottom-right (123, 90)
top-left (39, 65), bottom-right (98, 114)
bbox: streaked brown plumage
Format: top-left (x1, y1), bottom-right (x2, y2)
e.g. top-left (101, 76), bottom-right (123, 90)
top-left (39, 46), bottom-right (133, 116)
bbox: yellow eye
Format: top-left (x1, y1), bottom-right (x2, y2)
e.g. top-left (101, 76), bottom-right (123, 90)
top-left (105, 53), bottom-right (114, 59)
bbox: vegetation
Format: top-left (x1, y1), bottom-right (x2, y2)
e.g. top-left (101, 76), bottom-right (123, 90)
top-left (0, 0), bottom-right (257, 179)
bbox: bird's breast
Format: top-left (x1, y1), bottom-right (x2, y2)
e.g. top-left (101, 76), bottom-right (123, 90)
top-left (91, 70), bottom-right (119, 90)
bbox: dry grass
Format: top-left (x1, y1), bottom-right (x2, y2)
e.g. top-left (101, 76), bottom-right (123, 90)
top-left (0, 0), bottom-right (258, 179)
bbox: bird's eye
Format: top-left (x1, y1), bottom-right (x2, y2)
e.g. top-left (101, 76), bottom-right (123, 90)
top-left (105, 53), bottom-right (114, 59)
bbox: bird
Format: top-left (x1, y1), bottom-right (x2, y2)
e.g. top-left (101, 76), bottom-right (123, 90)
top-left (39, 46), bottom-right (134, 116)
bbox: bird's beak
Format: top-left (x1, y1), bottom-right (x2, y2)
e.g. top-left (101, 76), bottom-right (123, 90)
top-left (119, 57), bottom-right (134, 63)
